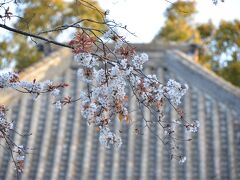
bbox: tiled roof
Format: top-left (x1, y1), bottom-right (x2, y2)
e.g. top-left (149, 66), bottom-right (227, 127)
top-left (0, 43), bottom-right (240, 180)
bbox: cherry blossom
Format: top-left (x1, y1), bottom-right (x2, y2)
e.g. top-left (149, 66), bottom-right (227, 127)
top-left (67, 29), bottom-right (191, 155)
top-left (0, 72), bottom-right (68, 172)
top-left (0, 28), bottom-right (192, 174)
top-left (99, 127), bottom-right (122, 149)
top-left (179, 156), bottom-right (187, 164)
top-left (185, 120), bottom-right (200, 133)
top-left (0, 1), bottom-right (205, 173)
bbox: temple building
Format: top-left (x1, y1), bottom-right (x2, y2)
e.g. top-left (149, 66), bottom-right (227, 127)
top-left (0, 43), bottom-right (239, 180)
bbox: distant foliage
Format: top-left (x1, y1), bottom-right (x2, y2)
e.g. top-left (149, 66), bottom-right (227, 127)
top-left (157, 1), bottom-right (201, 43)
top-left (218, 61), bottom-right (240, 87)
top-left (156, 1), bottom-right (240, 87)
top-left (197, 21), bottom-right (215, 40)
top-left (210, 20), bottom-right (240, 86)
top-left (0, 0), bottom-right (105, 71)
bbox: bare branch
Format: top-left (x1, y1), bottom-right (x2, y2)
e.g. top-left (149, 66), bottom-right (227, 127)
top-left (0, 24), bottom-right (73, 49)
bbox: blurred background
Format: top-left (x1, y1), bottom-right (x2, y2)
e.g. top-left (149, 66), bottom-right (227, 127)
top-left (0, 1), bottom-right (240, 180)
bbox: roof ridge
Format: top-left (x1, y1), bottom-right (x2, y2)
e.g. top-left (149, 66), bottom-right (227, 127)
top-left (173, 50), bottom-right (240, 97)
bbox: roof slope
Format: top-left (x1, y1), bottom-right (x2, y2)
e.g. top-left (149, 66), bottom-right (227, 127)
top-left (0, 43), bottom-right (239, 180)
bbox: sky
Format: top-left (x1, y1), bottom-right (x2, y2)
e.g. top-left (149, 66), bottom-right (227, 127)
top-left (98, 0), bottom-right (240, 43)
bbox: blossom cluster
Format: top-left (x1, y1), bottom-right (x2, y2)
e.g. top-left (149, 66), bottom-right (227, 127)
top-left (0, 71), bottom-right (19, 88)
top-left (14, 145), bottom-right (26, 173)
top-left (164, 79), bottom-right (188, 106)
top-left (68, 30), bottom-right (190, 152)
top-left (0, 106), bottom-right (26, 172)
top-left (179, 156), bottom-right (187, 164)
top-left (0, 27), bottom-right (192, 169)
top-left (0, 71), bottom-right (68, 100)
top-left (0, 71), bottom-right (68, 172)
top-left (0, 105), bottom-right (13, 138)
top-left (185, 120), bottom-right (200, 133)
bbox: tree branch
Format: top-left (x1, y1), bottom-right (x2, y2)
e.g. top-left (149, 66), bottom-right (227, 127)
top-left (0, 24), bottom-right (73, 49)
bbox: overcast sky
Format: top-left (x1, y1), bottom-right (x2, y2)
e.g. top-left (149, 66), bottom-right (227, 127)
top-left (98, 0), bottom-right (240, 43)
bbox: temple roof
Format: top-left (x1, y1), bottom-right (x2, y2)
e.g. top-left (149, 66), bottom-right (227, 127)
top-left (0, 43), bottom-right (239, 180)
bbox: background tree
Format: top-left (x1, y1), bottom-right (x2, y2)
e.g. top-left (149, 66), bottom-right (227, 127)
top-left (196, 21), bottom-right (215, 66)
top-left (156, 0), bottom-right (201, 43)
top-left (213, 20), bottom-right (240, 63)
top-left (197, 20), bottom-right (215, 41)
top-left (213, 20), bottom-right (240, 86)
top-left (0, 0), bottom-right (105, 71)
top-left (197, 20), bottom-right (240, 86)
top-left (156, 1), bottom-right (240, 87)
top-left (218, 60), bottom-right (240, 87)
